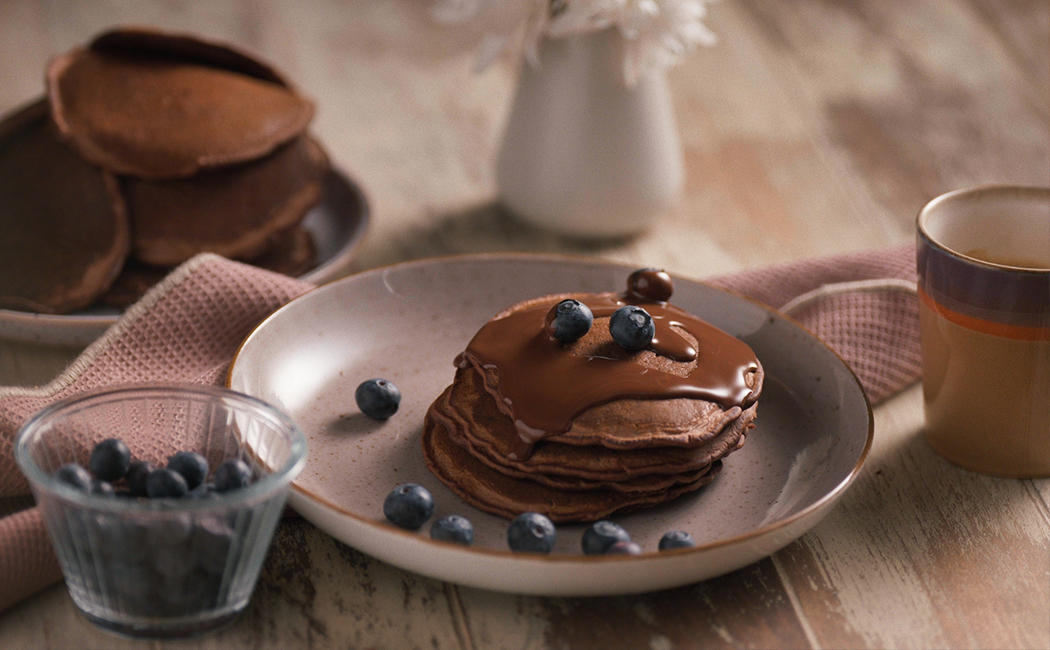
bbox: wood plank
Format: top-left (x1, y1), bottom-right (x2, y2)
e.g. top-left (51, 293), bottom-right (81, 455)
top-left (965, 0), bottom-right (1050, 115)
top-left (454, 559), bottom-right (813, 650)
top-left (734, 0), bottom-right (1050, 217)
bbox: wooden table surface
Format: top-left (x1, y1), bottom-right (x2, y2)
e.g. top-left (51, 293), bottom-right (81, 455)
top-left (1, 1), bottom-right (1048, 648)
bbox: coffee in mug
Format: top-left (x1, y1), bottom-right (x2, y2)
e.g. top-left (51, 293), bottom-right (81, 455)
top-left (916, 185), bottom-right (1049, 478)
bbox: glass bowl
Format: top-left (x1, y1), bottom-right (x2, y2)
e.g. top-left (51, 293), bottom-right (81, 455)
top-left (14, 383), bottom-right (308, 638)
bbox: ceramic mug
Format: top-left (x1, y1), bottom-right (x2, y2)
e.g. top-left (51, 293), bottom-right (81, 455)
top-left (916, 185), bottom-right (1050, 477)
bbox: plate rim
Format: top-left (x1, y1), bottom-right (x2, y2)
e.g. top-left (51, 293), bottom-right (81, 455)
top-left (0, 166), bottom-right (370, 346)
top-left (228, 253), bottom-right (874, 571)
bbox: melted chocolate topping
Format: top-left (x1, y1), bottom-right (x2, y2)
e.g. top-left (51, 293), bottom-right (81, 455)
top-left (458, 271), bottom-right (761, 459)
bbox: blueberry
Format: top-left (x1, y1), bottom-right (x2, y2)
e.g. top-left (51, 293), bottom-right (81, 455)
top-left (145, 468), bottom-right (189, 498)
top-left (545, 299), bottom-right (593, 342)
top-left (609, 305), bottom-right (655, 351)
top-left (355, 378), bottom-right (401, 419)
top-left (627, 268), bottom-right (674, 302)
top-left (213, 458), bottom-right (252, 492)
top-left (89, 438), bottom-right (131, 482)
top-left (91, 480), bottom-right (116, 497)
top-left (658, 530), bottom-right (696, 550)
top-left (53, 463), bottom-right (92, 491)
top-left (167, 451), bottom-right (208, 490)
top-left (606, 540), bottom-right (643, 555)
top-left (125, 460), bottom-right (155, 497)
top-left (430, 515), bottom-right (474, 545)
top-left (506, 512), bottom-right (556, 554)
top-left (383, 483), bottom-right (434, 530)
top-left (581, 520), bottom-right (630, 554)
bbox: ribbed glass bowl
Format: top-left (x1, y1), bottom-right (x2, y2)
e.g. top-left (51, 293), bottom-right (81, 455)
top-left (15, 384), bottom-right (307, 638)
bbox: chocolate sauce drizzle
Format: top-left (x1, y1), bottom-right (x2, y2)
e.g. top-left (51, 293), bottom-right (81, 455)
top-left (458, 270), bottom-right (760, 459)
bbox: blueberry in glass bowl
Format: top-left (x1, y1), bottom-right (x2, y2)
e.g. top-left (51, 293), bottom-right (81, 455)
top-left (14, 383), bottom-right (307, 639)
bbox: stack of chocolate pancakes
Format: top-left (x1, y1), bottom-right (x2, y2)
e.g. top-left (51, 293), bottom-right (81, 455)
top-left (423, 270), bottom-right (764, 523)
top-left (0, 26), bottom-right (328, 314)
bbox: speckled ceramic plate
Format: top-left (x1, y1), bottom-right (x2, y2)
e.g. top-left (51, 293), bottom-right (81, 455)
top-left (227, 255), bottom-right (873, 596)
top-left (0, 169), bottom-right (369, 346)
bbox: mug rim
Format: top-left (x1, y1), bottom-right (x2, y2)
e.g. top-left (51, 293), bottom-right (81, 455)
top-left (916, 184), bottom-right (1050, 275)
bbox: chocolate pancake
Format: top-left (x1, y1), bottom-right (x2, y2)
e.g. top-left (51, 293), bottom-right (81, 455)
top-left (97, 258), bottom-right (169, 308)
top-left (91, 26), bottom-right (295, 86)
top-left (47, 28), bottom-right (314, 178)
top-left (471, 293), bottom-right (764, 450)
top-left (421, 270), bottom-right (763, 523)
top-left (122, 135), bottom-right (328, 266)
top-left (247, 226), bottom-right (317, 277)
top-left (0, 99), bottom-right (129, 314)
top-left (429, 379), bottom-right (717, 493)
top-left (98, 225), bottom-right (317, 309)
top-left (432, 366), bottom-right (747, 482)
top-left (422, 414), bottom-right (720, 523)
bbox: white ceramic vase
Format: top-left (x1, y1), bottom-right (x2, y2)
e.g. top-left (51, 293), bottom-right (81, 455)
top-left (496, 29), bottom-right (685, 238)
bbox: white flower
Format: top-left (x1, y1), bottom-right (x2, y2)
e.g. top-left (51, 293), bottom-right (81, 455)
top-left (432, 0), bottom-right (719, 84)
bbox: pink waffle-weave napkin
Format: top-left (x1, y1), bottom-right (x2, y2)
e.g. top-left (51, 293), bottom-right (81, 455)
top-left (0, 246), bottom-right (920, 612)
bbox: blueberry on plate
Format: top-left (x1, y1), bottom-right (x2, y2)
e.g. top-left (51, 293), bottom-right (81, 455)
top-left (581, 520), bottom-right (630, 554)
top-left (167, 451), bottom-right (208, 490)
top-left (609, 305), bottom-right (655, 351)
top-left (507, 512), bottom-right (557, 554)
top-left (430, 515), bottom-right (474, 545)
top-left (383, 483), bottom-right (434, 530)
top-left (658, 530), bottom-right (696, 550)
top-left (53, 463), bottom-right (92, 491)
top-left (125, 460), bottom-right (155, 497)
top-left (145, 468), bottom-right (189, 498)
top-left (545, 299), bottom-right (593, 342)
top-left (89, 438), bottom-right (131, 482)
top-left (605, 540), bottom-right (643, 555)
top-left (213, 458), bottom-right (252, 492)
top-left (355, 378), bottom-right (401, 419)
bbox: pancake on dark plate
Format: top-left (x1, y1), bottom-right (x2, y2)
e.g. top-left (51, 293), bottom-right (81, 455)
top-left (47, 26), bottom-right (314, 179)
top-left (0, 99), bottom-right (129, 314)
top-left (122, 135), bottom-right (328, 266)
top-left (100, 226), bottom-right (318, 309)
top-left (248, 226), bottom-right (318, 278)
top-left (422, 269), bottom-right (763, 523)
